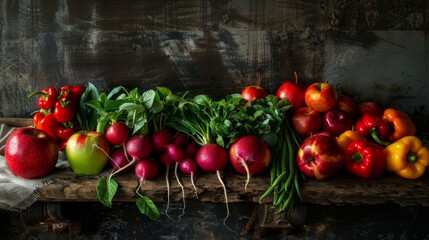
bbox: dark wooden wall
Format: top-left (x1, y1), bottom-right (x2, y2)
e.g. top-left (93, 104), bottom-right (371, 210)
top-left (1, 0), bottom-right (428, 128)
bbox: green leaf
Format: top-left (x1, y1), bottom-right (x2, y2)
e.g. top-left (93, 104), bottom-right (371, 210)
top-left (96, 177), bottom-right (119, 208)
top-left (136, 196), bottom-right (160, 220)
top-left (141, 89), bottom-right (156, 109)
top-left (78, 82), bottom-right (100, 130)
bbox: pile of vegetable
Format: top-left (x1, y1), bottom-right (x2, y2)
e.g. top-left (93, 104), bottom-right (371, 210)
top-left (26, 74), bottom-right (429, 224)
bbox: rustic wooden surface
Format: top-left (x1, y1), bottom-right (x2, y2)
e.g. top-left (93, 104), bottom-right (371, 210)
top-left (37, 169), bottom-right (429, 207)
top-left (2, 117), bottom-right (429, 207)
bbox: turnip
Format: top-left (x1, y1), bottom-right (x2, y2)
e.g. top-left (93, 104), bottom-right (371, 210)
top-left (105, 121), bottom-right (131, 146)
top-left (166, 143), bottom-right (186, 219)
top-left (179, 158), bottom-right (199, 198)
top-left (229, 135), bottom-right (272, 192)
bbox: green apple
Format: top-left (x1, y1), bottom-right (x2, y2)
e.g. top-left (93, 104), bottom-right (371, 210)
top-left (65, 130), bottom-right (111, 175)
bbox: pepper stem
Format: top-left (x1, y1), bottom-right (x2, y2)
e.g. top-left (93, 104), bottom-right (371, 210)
top-left (352, 152), bottom-right (363, 163)
top-left (370, 130), bottom-right (390, 146)
top-left (407, 152), bottom-right (418, 164)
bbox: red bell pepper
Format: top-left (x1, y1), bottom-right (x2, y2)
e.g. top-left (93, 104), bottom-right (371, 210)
top-left (32, 112), bottom-right (45, 129)
top-left (38, 113), bottom-right (61, 141)
top-left (344, 140), bottom-right (387, 179)
top-left (355, 113), bottom-right (390, 146)
top-left (54, 99), bottom-right (76, 123)
top-left (59, 85), bottom-right (86, 105)
top-left (57, 120), bottom-right (81, 140)
top-left (28, 87), bottom-right (59, 110)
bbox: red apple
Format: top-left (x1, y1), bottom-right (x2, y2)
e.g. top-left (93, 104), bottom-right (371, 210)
top-left (65, 130), bottom-right (111, 175)
top-left (291, 107), bottom-right (322, 138)
top-left (229, 135), bottom-right (271, 176)
top-left (304, 82), bottom-right (338, 113)
top-left (322, 109), bottom-right (354, 136)
top-left (296, 134), bottom-right (344, 180)
top-left (336, 94), bottom-right (357, 117)
top-left (357, 101), bottom-right (384, 117)
top-left (4, 127), bottom-right (58, 179)
top-left (241, 85), bottom-right (268, 102)
top-left (276, 72), bottom-right (306, 112)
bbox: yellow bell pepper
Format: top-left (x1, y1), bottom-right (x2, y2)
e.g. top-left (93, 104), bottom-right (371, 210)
top-left (385, 136), bottom-right (429, 179)
top-left (336, 130), bottom-right (366, 153)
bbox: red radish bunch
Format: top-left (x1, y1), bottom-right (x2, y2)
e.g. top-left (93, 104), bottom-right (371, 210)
top-left (151, 129), bottom-right (200, 221)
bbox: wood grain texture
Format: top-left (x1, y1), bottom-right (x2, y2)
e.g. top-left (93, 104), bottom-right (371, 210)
top-left (1, 0), bottom-right (427, 121)
top-left (36, 170), bottom-right (429, 207)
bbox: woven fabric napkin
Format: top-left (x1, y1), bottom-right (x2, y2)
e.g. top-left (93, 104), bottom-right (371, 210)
top-left (0, 123), bottom-right (70, 211)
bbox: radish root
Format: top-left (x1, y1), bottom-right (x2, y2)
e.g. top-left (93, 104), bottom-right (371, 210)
top-left (241, 160), bottom-right (250, 193)
top-left (190, 172), bottom-right (198, 198)
top-left (217, 170), bottom-right (232, 232)
top-left (164, 167), bottom-right (175, 222)
top-left (174, 162), bottom-right (186, 221)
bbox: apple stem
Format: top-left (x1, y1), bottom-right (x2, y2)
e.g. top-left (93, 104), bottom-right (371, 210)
top-left (256, 74), bottom-right (262, 87)
top-left (293, 71), bottom-right (298, 84)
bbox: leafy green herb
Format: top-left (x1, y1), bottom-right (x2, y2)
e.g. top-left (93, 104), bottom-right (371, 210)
top-left (136, 196), bottom-right (160, 221)
top-left (96, 176), bottom-right (119, 208)
top-left (77, 82), bottom-right (100, 130)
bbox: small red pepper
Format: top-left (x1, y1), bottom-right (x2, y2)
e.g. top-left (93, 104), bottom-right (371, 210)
top-left (57, 120), bottom-right (81, 140)
top-left (344, 140), bottom-right (387, 179)
top-left (54, 99), bottom-right (76, 123)
top-left (59, 85), bottom-right (86, 105)
top-left (355, 113), bottom-right (390, 146)
top-left (28, 87), bottom-right (59, 110)
top-left (33, 112), bottom-right (45, 129)
top-left (57, 127), bottom-right (75, 140)
top-left (38, 113), bottom-right (61, 141)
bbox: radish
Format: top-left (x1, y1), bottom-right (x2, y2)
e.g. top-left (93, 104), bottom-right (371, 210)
top-left (105, 121), bottom-right (131, 146)
top-left (167, 94), bottom-right (235, 228)
top-left (195, 143), bottom-right (230, 224)
top-left (109, 147), bottom-right (131, 172)
top-left (166, 143), bottom-right (186, 219)
top-left (185, 139), bottom-right (200, 157)
top-left (152, 129), bottom-right (173, 152)
top-left (229, 135), bottom-right (272, 192)
top-left (135, 159), bottom-right (159, 183)
top-left (126, 135), bottom-right (153, 160)
top-left (179, 158), bottom-right (199, 198)
top-left (156, 151), bottom-right (175, 221)
top-left (110, 134), bottom-right (153, 177)
top-left (173, 132), bottom-right (188, 146)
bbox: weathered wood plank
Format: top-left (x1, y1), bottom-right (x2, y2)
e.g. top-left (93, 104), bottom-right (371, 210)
top-left (36, 169), bottom-right (429, 207)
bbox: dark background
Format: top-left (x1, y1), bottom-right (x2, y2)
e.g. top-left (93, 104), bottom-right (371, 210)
top-left (1, 1), bottom-right (429, 239)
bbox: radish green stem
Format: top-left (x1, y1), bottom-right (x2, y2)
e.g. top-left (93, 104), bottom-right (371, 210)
top-left (174, 162), bottom-right (186, 221)
top-left (241, 160), bottom-right (250, 193)
top-left (190, 172), bottom-right (198, 198)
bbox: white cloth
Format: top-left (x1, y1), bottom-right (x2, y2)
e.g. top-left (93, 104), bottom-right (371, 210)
top-left (0, 124), bottom-right (70, 211)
